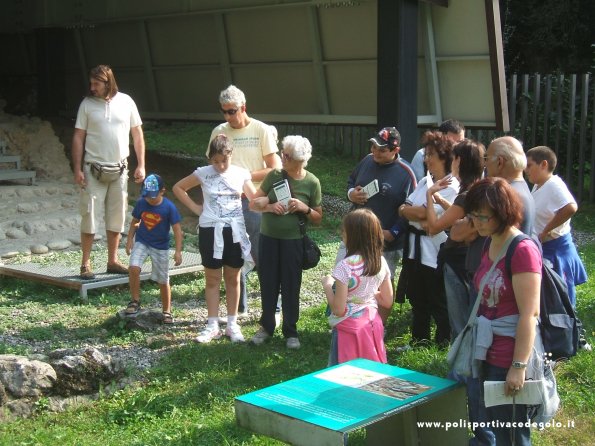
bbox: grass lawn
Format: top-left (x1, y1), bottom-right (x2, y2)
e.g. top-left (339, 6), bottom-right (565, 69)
top-left (1, 221), bottom-right (593, 445)
top-left (0, 122), bottom-right (593, 444)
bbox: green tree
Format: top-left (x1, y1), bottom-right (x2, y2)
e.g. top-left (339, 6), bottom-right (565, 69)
top-left (500, 0), bottom-right (594, 73)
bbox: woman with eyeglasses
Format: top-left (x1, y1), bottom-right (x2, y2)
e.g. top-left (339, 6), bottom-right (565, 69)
top-left (249, 135), bottom-right (322, 350)
top-left (397, 130), bottom-right (459, 347)
top-left (462, 177), bottom-right (542, 446)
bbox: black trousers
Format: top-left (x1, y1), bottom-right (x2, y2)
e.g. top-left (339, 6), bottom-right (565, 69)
top-left (404, 258), bottom-right (451, 345)
top-left (258, 234), bottom-right (303, 338)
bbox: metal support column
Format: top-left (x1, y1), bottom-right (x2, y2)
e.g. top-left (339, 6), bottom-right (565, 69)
top-left (377, 0), bottom-right (418, 160)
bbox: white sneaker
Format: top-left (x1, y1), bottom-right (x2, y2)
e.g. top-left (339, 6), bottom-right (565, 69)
top-left (286, 337), bottom-right (301, 349)
top-left (251, 327), bottom-right (271, 345)
top-left (194, 324), bottom-right (222, 344)
top-left (225, 324), bottom-right (245, 343)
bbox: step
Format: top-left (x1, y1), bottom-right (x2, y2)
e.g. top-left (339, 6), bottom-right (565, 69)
top-left (0, 169), bottom-right (36, 185)
top-left (0, 155), bottom-right (21, 169)
top-left (0, 155), bottom-right (21, 164)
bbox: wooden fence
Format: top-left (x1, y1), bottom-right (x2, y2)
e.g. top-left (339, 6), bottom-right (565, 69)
top-left (507, 73), bottom-right (594, 203)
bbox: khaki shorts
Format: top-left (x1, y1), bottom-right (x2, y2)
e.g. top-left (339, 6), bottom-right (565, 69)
top-left (79, 163), bottom-right (128, 234)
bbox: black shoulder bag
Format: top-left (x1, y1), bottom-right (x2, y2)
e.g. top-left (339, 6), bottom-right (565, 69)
top-left (282, 170), bottom-right (321, 270)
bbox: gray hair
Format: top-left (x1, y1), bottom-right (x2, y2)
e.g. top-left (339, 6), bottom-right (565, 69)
top-left (219, 85), bottom-right (246, 107)
top-left (489, 136), bottom-right (527, 171)
top-left (282, 135), bottom-right (312, 167)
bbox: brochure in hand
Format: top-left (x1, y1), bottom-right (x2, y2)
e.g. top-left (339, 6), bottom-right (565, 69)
top-left (483, 380), bottom-right (543, 407)
top-left (273, 179), bottom-right (291, 213)
top-left (362, 179), bottom-right (379, 199)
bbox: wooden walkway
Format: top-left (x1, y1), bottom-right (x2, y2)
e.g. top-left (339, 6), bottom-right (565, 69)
top-left (0, 251), bottom-right (202, 299)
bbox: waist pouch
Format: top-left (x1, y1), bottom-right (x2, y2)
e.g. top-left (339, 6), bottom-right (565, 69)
top-left (89, 161), bottom-right (126, 183)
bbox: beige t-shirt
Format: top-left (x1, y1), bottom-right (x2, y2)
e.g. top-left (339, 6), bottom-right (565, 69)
top-left (207, 118), bottom-right (277, 188)
top-left (75, 92), bottom-right (142, 164)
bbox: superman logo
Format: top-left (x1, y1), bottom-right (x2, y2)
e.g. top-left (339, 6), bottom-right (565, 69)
top-left (141, 212), bottom-right (162, 230)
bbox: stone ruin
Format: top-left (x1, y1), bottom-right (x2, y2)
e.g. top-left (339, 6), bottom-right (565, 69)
top-left (0, 348), bottom-right (128, 421)
top-left (0, 98), bottom-right (72, 180)
top-left (0, 97), bottom-right (126, 259)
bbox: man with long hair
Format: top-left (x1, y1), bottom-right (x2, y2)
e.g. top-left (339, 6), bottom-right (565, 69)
top-left (72, 64), bottom-right (146, 279)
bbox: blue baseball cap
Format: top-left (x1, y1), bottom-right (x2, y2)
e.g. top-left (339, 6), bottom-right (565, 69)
top-left (141, 174), bottom-right (164, 198)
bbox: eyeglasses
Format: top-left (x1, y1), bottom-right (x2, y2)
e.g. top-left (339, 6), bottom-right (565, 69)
top-left (220, 108), bottom-right (239, 116)
top-left (281, 152), bottom-right (292, 161)
top-left (467, 212), bottom-right (494, 223)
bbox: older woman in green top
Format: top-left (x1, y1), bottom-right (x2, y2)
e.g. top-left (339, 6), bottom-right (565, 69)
top-left (249, 135), bottom-right (322, 349)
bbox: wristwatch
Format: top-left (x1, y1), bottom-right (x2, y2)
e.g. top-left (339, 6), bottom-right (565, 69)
top-left (511, 361), bottom-right (527, 369)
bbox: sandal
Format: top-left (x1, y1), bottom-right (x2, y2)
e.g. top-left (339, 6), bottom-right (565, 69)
top-left (125, 300), bottom-right (140, 315)
top-left (80, 264), bottom-right (95, 280)
top-left (162, 312), bottom-right (174, 325)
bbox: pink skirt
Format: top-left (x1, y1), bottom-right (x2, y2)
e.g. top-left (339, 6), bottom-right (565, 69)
top-left (335, 307), bottom-right (387, 364)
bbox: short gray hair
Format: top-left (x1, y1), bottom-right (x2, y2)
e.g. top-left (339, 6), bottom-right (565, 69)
top-left (219, 85), bottom-right (246, 107)
top-left (489, 136), bottom-right (527, 171)
top-left (282, 135), bottom-right (312, 167)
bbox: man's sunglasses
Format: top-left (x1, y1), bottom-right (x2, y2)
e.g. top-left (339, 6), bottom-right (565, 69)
top-left (220, 108), bottom-right (239, 116)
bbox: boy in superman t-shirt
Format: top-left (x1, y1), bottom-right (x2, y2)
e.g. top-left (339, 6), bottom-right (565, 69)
top-left (124, 174), bottom-right (183, 324)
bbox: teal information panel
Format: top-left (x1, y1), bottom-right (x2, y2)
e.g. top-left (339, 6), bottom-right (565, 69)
top-left (236, 358), bottom-right (459, 432)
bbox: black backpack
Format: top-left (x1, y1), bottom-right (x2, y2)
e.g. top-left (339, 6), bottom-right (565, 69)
top-left (504, 234), bottom-right (579, 361)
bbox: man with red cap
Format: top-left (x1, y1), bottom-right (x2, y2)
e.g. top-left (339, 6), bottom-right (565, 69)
top-left (339, 127), bottom-right (417, 319)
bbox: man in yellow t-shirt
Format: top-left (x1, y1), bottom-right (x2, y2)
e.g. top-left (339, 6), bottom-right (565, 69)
top-left (206, 85), bottom-right (281, 315)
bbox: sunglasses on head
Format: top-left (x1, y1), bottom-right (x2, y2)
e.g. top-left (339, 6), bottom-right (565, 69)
top-left (220, 108), bottom-right (239, 116)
